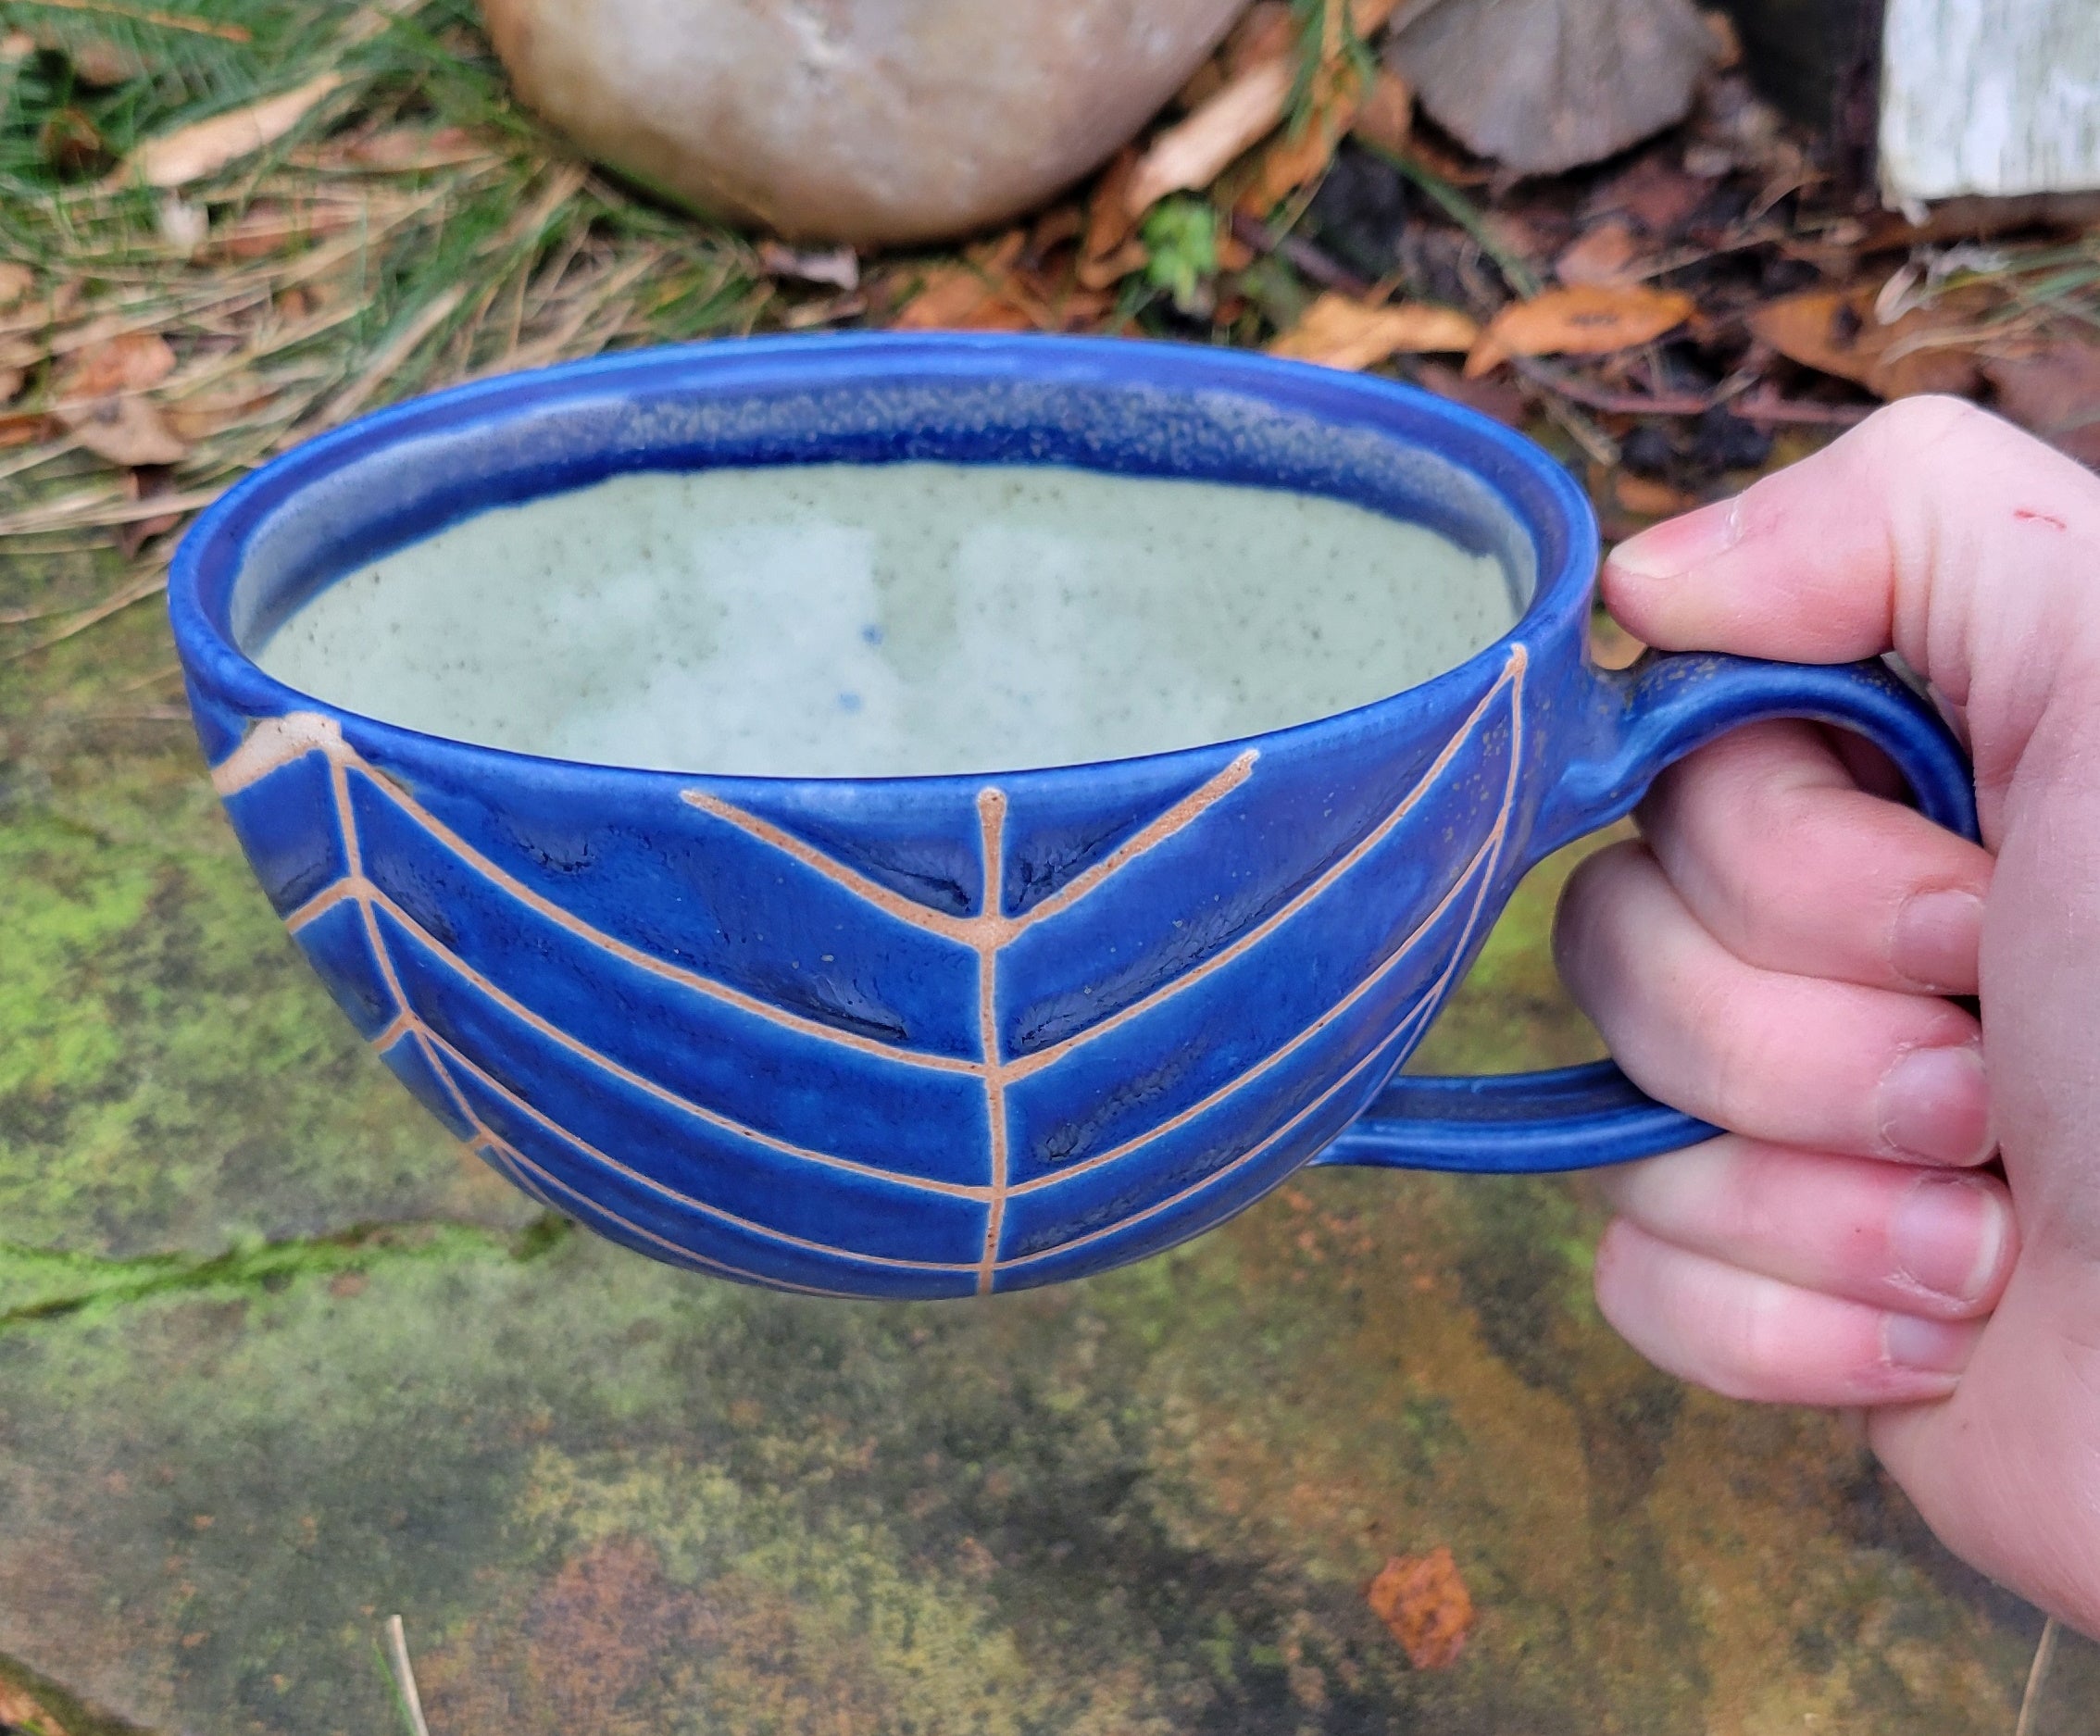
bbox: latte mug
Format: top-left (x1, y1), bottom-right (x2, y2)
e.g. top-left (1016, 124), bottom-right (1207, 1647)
top-left (169, 335), bottom-right (1977, 1299)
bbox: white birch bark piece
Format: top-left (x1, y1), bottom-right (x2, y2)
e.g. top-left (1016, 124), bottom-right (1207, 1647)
top-left (1880, 0), bottom-right (2100, 203)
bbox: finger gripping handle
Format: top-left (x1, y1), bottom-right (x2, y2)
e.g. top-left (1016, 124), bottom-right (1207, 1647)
top-left (1316, 652), bottom-right (1980, 1176)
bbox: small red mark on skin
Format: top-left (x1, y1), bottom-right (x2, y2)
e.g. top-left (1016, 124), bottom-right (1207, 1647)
top-left (2014, 508), bottom-right (2068, 531)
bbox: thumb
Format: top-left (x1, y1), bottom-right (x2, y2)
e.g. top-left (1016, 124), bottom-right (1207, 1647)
top-left (1602, 396), bottom-right (2100, 830)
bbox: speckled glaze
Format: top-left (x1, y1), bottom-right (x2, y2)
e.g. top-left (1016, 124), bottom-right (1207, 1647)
top-left (168, 335), bottom-right (1977, 1300)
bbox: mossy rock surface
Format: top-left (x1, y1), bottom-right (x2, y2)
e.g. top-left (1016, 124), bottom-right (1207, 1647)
top-left (1, 562), bottom-right (2085, 1731)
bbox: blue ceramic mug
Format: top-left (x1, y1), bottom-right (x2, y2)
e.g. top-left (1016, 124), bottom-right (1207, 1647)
top-left (169, 335), bottom-right (1976, 1300)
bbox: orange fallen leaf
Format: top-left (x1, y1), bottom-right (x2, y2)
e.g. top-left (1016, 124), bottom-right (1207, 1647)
top-left (1749, 285), bottom-right (1984, 401)
top-left (59, 393), bottom-right (189, 466)
top-left (56, 331), bottom-right (176, 399)
top-left (119, 71), bottom-right (345, 188)
top-left (0, 411), bottom-right (54, 448)
top-left (892, 265), bottom-right (1034, 333)
top-left (1465, 283), bottom-right (1694, 378)
top-left (1268, 293), bottom-right (1479, 369)
top-left (1367, 1546), bottom-right (1474, 1669)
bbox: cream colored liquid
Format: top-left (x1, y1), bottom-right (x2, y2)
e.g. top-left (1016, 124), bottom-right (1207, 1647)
top-left (256, 463), bottom-right (1520, 778)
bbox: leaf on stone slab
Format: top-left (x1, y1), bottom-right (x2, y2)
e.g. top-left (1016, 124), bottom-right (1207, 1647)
top-left (1269, 293), bottom-right (1479, 368)
top-left (58, 393), bottom-right (189, 467)
top-left (55, 331), bottom-right (176, 399)
top-left (1466, 283), bottom-right (1694, 377)
top-left (1984, 342), bottom-right (2100, 468)
top-left (119, 72), bottom-right (345, 188)
top-left (1366, 1546), bottom-right (1474, 1670)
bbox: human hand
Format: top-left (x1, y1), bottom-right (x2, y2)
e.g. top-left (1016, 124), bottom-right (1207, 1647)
top-left (1554, 397), bottom-right (2100, 1636)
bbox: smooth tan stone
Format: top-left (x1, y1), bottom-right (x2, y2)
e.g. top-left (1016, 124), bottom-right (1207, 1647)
top-left (480, 0), bottom-right (1247, 244)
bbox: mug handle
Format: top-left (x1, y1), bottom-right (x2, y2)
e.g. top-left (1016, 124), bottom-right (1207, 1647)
top-left (1312, 651), bottom-right (1981, 1176)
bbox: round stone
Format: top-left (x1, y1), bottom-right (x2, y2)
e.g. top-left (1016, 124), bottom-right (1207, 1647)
top-left (481, 0), bottom-right (1248, 245)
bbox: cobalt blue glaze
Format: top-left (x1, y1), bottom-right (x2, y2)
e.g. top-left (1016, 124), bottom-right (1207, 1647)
top-left (168, 333), bottom-right (1978, 1300)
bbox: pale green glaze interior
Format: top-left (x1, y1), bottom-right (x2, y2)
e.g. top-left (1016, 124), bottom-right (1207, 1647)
top-left (253, 461), bottom-right (1519, 777)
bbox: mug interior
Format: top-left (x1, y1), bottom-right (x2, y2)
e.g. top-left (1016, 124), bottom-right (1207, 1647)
top-left (196, 339), bottom-right (1586, 778)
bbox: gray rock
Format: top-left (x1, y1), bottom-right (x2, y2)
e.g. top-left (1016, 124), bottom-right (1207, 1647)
top-left (1388, 0), bottom-right (1719, 175)
top-left (480, 0), bottom-right (1247, 244)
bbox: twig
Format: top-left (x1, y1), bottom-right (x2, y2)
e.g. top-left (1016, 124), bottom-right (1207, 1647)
top-left (13, 0), bottom-right (251, 40)
top-left (1354, 139), bottom-right (1544, 298)
top-left (312, 282), bottom-right (467, 426)
top-left (383, 1615), bottom-right (434, 1736)
top-left (1230, 212), bottom-right (1373, 298)
top-left (2013, 1617), bottom-right (2059, 1736)
top-left (0, 482), bottom-right (223, 536)
top-left (1537, 392), bottom-right (1619, 468)
top-left (1513, 356), bottom-right (1716, 416)
top-left (1731, 389), bottom-right (1874, 428)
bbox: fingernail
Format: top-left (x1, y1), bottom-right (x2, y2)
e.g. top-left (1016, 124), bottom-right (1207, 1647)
top-left (1892, 888), bottom-right (1984, 992)
top-left (1608, 496), bottom-right (1743, 580)
top-left (1878, 1043), bottom-right (1994, 1166)
top-left (1883, 1312), bottom-right (1981, 1375)
top-left (1890, 1175), bottom-right (2006, 1304)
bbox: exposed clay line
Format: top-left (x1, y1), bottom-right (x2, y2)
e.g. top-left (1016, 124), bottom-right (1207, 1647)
top-left (465, 1135), bottom-right (869, 1298)
top-left (1000, 749), bottom-right (1258, 930)
top-left (281, 879), bottom-right (360, 932)
top-left (1000, 653), bottom-right (1523, 1080)
top-left (227, 714), bottom-right (975, 1072)
top-left (428, 1025), bottom-right (981, 1274)
top-left (975, 788), bottom-right (1010, 1293)
top-left (681, 790), bottom-right (980, 943)
top-left (1006, 823), bottom-right (1505, 1197)
top-left (211, 710), bottom-right (351, 795)
top-left (995, 997), bottom-right (1443, 1273)
top-left (996, 655), bottom-right (1530, 1272)
top-left (363, 884), bottom-right (994, 1200)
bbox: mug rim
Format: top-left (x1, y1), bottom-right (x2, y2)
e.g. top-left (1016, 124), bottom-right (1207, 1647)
top-left (169, 331), bottom-right (1600, 791)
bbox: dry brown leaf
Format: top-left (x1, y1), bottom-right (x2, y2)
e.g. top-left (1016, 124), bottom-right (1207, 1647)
top-left (212, 196), bottom-right (361, 260)
top-left (295, 123), bottom-right (488, 171)
top-left (164, 374), bottom-right (276, 443)
top-left (1613, 471), bottom-right (1699, 517)
top-left (1225, 1), bottom-right (1296, 75)
top-left (1268, 293), bottom-right (1479, 369)
top-left (1985, 342), bottom-right (2100, 468)
top-left (59, 393), bottom-right (189, 466)
top-left (1367, 1547), bottom-right (1474, 1670)
top-left (60, 31), bottom-right (145, 85)
top-left (1080, 148), bottom-right (1148, 290)
top-left (0, 261), bottom-right (31, 308)
top-left (1554, 219), bottom-right (1645, 286)
top-left (892, 266), bottom-right (1035, 333)
top-left (1351, 68), bottom-right (1415, 154)
top-left (1749, 286), bottom-right (1985, 400)
top-left (0, 411), bottom-right (55, 448)
top-left (0, 365), bottom-right (21, 404)
top-left (1418, 359), bottom-right (1532, 426)
top-left (1127, 54), bottom-right (1297, 218)
top-left (120, 71), bottom-right (345, 188)
top-left (56, 330), bottom-right (175, 398)
top-left (1466, 283), bottom-right (1694, 377)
